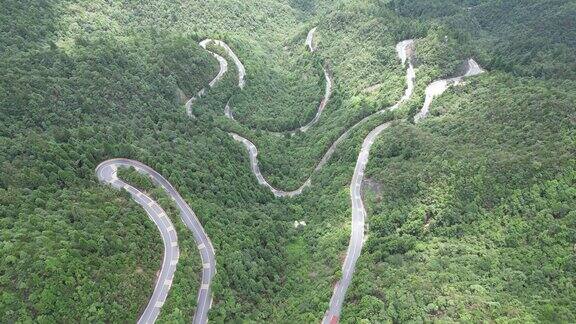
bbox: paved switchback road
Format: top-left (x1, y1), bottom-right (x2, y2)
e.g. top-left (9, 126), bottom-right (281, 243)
top-left (186, 39), bottom-right (239, 117)
top-left (94, 29), bottom-right (483, 323)
top-left (96, 159), bottom-right (215, 324)
top-left (229, 39), bottom-right (415, 199)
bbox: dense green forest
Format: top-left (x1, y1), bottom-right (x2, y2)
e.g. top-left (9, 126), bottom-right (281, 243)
top-left (1, 0), bottom-right (574, 322)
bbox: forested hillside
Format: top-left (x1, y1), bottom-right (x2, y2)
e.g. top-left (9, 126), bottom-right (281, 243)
top-left (1, 0), bottom-right (574, 322)
top-left (347, 0), bottom-right (576, 322)
top-left (1, 0), bottom-right (311, 321)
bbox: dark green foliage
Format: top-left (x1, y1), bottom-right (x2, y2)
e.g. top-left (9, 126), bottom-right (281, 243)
top-left (389, 0), bottom-right (576, 79)
top-left (0, 0), bottom-right (324, 321)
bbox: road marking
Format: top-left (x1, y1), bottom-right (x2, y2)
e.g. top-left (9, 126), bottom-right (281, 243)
top-left (98, 161), bottom-right (219, 324)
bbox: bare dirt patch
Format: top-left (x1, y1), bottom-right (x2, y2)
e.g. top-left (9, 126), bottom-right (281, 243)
top-left (362, 177), bottom-right (383, 202)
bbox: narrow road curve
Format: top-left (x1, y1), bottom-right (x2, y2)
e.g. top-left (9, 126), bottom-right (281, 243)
top-left (293, 27), bottom-right (334, 134)
top-left (306, 27), bottom-right (317, 52)
top-left (298, 65), bottom-right (333, 133)
top-left (229, 133), bottom-right (311, 197)
top-left (200, 39), bottom-right (246, 89)
top-left (96, 159), bottom-right (215, 324)
top-left (187, 39), bottom-right (243, 117)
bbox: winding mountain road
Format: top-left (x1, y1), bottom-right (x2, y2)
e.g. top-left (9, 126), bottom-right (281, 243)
top-left (96, 159), bottom-right (215, 324)
top-left (187, 39), bottom-right (246, 117)
top-left (228, 39), bottom-right (415, 199)
top-left (415, 58), bottom-right (484, 122)
top-left (323, 55), bottom-right (485, 324)
top-left (322, 121), bottom-right (392, 324)
top-left (205, 37), bottom-right (416, 321)
top-left (95, 26), bottom-right (485, 323)
top-left (295, 27), bottom-right (334, 133)
top-left (199, 34), bottom-right (483, 323)
top-left (200, 39), bottom-right (246, 89)
top-left (229, 133), bottom-right (312, 197)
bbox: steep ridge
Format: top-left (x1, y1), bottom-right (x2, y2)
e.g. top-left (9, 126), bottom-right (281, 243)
top-left (229, 39), bottom-right (415, 197)
top-left (96, 159), bottom-right (215, 324)
top-left (220, 28), bottom-right (334, 134)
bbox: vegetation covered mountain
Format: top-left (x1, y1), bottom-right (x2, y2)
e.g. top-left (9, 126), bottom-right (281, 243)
top-left (1, 0), bottom-right (574, 322)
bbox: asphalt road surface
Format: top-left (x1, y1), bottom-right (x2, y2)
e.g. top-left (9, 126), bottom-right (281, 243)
top-left (321, 40), bottom-right (415, 324)
top-left (229, 133), bottom-right (312, 197)
top-left (200, 39), bottom-right (246, 89)
top-left (296, 27), bottom-right (334, 134)
top-left (322, 121), bottom-right (392, 324)
top-left (306, 27), bottom-right (317, 52)
top-left (186, 39), bottom-right (235, 117)
top-left (298, 65), bottom-right (333, 133)
top-left (96, 159), bottom-right (215, 324)
top-left (324, 56), bottom-right (485, 323)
